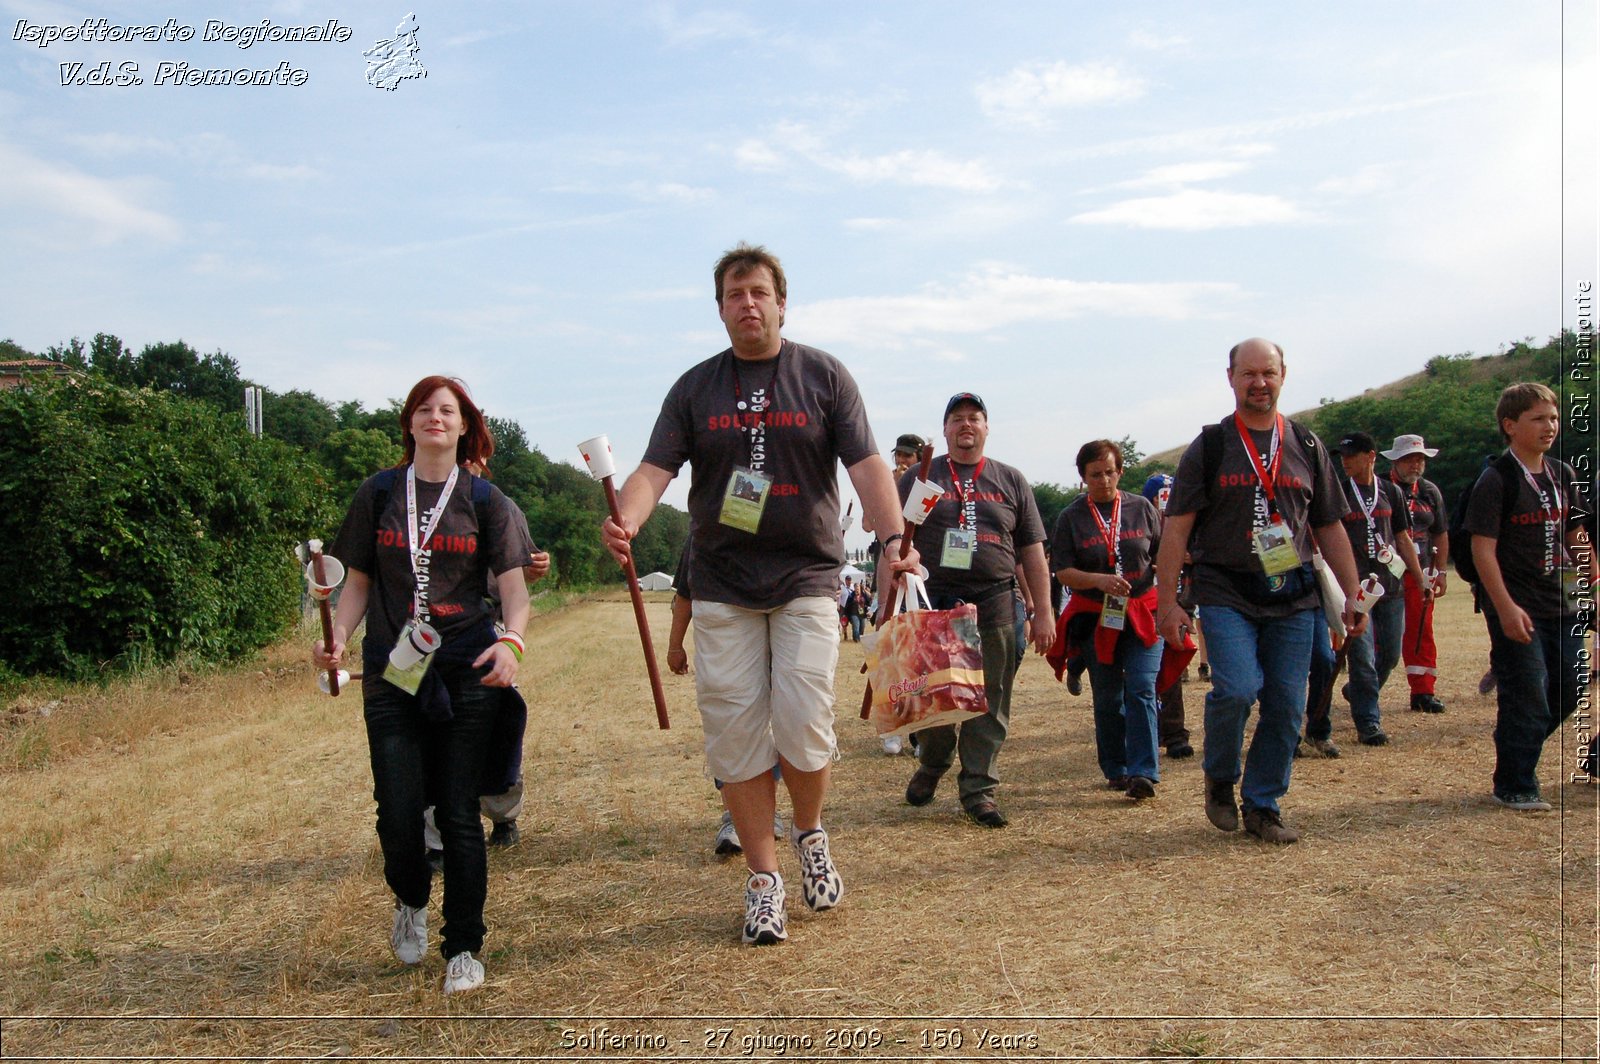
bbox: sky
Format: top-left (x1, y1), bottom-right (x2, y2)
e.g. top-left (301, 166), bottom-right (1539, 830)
top-left (2, 1), bottom-right (1595, 539)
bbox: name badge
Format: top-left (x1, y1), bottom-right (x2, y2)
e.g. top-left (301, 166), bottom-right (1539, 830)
top-left (1252, 521), bottom-right (1300, 576)
top-left (1101, 594), bottom-right (1127, 631)
top-left (719, 466), bottom-right (772, 534)
top-left (1377, 543), bottom-right (1406, 580)
top-left (383, 618), bottom-right (438, 695)
top-left (940, 527), bottom-right (976, 570)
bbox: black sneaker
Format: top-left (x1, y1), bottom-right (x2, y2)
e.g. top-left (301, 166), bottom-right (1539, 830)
top-left (1358, 727), bottom-right (1390, 747)
top-left (1409, 693), bottom-right (1446, 714)
top-left (488, 820), bottom-right (520, 847)
top-left (1166, 741), bottom-right (1194, 760)
top-left (1125, 776), bottom-right (1156, 800)
top-left (966, 799), bottom-right (1009, 828)
top-left (1197, 663), bottom-right (1210, 682)
top-left (1493, 792), bottom-right (1552, 812)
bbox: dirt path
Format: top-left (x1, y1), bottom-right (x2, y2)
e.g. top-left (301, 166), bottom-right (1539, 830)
top-left (1, 590), bottom-right (1595, 1059)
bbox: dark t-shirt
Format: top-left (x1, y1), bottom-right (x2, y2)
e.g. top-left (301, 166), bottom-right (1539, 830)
top-left (1339, 476), bottom-right (1412, 596)
top-left (1051, 490), bottom-right (1162, 603)
top-left (1168, 416), bottom-right (1345, 616)
top-left (898, 454), bottom-right (1044, 627)
top-left (1390, 475), bottom-right (1447, 568)
top-left (641, 340), bottom-right (878, 610)
top-left (331, 468), bottom-right (532, 659)
top-left (1464, 456), bottom-right (1585, 620)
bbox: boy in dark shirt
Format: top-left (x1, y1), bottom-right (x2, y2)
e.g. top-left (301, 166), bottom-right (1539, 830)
top-left (1466, 383), bottom-right (1595, 811)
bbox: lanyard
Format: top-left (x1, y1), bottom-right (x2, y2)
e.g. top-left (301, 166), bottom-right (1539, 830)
top-left (947, 456), bottom-right (986, 531)
top-left (731, 347), bottom-right (780, 473)
top-left (1348, 476), bottom-right (1380, 552)
top-left (1512, 455), bottom-right (1562, 573)
top-left (1233, 414), bottom-right (1284, 522)
top-left (1086, 492), bottom-right (1123, 575)
top-left (405, 463), bottom-right (460, 622)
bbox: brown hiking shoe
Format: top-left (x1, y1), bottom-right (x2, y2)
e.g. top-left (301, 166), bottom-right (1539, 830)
top-left (1243, 807), bottom-right (1300, 844)
top-left (1204, 777), bottom-right (1239, 832)
top-left (905, 767), bottom-right (942, 807)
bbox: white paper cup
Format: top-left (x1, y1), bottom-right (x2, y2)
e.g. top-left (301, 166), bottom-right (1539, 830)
top-left (388, 620), bottom-right (441, 670)
top-left (840, 513), bottom-right (855, 532)
top-left (1351, 576), bottom-right (1385, 615)
top-left (1424, 567), bottom-right (1441, 591)
top-left (317, 669), bottom-right (351, 695)
top-left (901, 478), bottom-right (944, 525)
top-left (577, 435), bottom-right (616, 480)
top-left (304, 555), bottom-right (346, 600)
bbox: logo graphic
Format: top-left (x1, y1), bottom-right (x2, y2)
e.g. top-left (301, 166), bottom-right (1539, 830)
top-left (364, 12), bottom-right (425, 90)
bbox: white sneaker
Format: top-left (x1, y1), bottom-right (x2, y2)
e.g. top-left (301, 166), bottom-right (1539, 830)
top-left (880, 734), bottom-right (904, 756)
top-left (714, 810), bottom-right (742, 855)
top-left (792, 828), bottom-right (844, 911)
top-left (441, 951), bottom-right (484, 994)
top-left (390, 903), bottom-right (427, 966)
top-left (742, 871), bottom-right (788, 944)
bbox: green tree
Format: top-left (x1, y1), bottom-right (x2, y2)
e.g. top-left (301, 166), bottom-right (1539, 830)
top-left (320, 428), bottom-right (403, 502)
top-left (264, 389), bottom-right (338, 450)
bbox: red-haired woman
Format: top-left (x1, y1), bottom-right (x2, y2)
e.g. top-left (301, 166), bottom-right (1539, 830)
top-left (313, 376), bottom-right (531, 994)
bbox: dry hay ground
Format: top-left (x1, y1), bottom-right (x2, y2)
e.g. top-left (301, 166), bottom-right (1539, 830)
top-left (1, 590), bottom-right (1596, 1061)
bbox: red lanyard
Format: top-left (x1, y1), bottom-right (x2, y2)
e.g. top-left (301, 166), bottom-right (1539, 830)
top-left (1233, 414), bottom-right (1285, 522)
top-left (1086, 492), bottom-right (1123, 575)
top-left (947, 456), bottom-right (986, 530)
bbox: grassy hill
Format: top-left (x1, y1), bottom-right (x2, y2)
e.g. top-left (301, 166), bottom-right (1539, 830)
top-left (1144, 335), bottom-right (1572, 497)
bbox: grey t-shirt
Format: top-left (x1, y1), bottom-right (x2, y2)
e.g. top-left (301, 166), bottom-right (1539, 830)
top-left (898, 454), bottom-right (1044, 627)
top-left (641, 340), bottom-right (878, 610)
top-left (332, 469), bottom-right (533, 660)
top-left (1339, 476), bottom-right (1412, 596)
top-left (1051, 490), bottom-right (1162, 602)
top-left (1464, 456), bottom-right (1584, 620)
top-left (1168, 416), bottom-right (1345, 616)
top-left (1391, 475), bottom-right (1447, 569)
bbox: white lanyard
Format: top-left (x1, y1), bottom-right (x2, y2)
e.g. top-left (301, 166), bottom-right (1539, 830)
top-left (1512, 456), bottom-right (1562, 573)
top-left (1348, 476), bottom-right (1381, 552)
top-left (405, 464), bottom-right (460, 622)
top-left (1086, 493), bottom-right (1124, 577)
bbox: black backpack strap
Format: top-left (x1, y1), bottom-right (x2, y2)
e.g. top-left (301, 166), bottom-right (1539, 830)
top-left (370, 466), bottom-right (401, 530)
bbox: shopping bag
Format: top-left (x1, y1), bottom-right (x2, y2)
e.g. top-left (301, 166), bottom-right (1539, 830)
top-left (861, 573), bottom-right (988, 736)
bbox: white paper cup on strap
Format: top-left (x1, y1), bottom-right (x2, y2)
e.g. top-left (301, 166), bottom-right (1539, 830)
top-left (317, 669), bottom-right (351, 695)
top-left (1351, 576), bottom-right (1385, 615)
top-left (840, 512), bottom-right (855, 532)
top-left (1424, 567), bottom-right (1441, 592)
top-left (388, 620), bottom-right (441, 671)
top-left (304, 555), bottom-right (346, 600)
top-left (577, 435), bottom-right (616, 480)
top-left (902, 478), bottom-right (944, 525)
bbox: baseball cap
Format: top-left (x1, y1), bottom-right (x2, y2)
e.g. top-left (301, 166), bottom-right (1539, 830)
top-left (1379, 434), bottom-right (1439, 460)
top-left (1141, 473), bottom-right (1173, 503)
top-left (944, 392), bottom-right (986, 419)
top-left (893, 432), bottom-right (925, 456)
top-left (1337, 431), bottom-right (1376, 456)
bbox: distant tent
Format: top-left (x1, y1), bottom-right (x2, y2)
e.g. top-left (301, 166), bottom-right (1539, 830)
top-left (639, 571), bottom-right (674, 591)
top-left (840, 563), bottom-right (866, 582)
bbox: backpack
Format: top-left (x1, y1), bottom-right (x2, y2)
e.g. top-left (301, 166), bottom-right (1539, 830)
top-left (371, 466), bottom-right (494, 531)
top-left (1448, 453), bottom-right (1521, 589)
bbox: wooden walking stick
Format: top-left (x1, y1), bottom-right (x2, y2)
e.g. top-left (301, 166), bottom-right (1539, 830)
top-left (581, 436), bottom-right (670, 730)
top-left (860, 444), bottom-right (935, 719)
top-left (302, 539), bottom-right (343, 697)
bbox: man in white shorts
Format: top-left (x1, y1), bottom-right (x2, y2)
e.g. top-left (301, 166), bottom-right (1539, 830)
top-left (602, 243), bottom-right (916, 944)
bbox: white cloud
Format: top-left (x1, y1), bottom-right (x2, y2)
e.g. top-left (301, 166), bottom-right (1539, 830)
top-left (734, 125), bottom-right (1006, 192)
top-left (1116, 160), bottom-right (1253, 189)
top-left (787, 266), bottom-right (1244, 348)
top-left (1128, 29), bottom-right (1188, 51)
top-left (650, 4), bottom-right (760, 47)
top-left (1315, 164), bottom-right (1394, 197)
top-left (976, 60), bottom-right (1145, 127)
top-left (242, 162), bottom-right (319, 181)
top-left (0, 140), bottom-right (179, 242)
top-left (1070, 189), bottom-right (1304, 230)
top-left (627, 180), bottom-right (713, 203)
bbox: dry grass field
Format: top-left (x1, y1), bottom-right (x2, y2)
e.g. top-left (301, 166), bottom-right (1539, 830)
top-left (1, 589), bottom-right (1596, 1062)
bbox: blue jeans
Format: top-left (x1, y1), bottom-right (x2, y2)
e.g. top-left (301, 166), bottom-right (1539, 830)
top-left (848, 613), bottom-right (864, 641)
top-left (1304, 607), bottom-right (1338, 741)
top-left (1344, 593), bottom-right (1404, 734)
top-left (364, 663), bottom-right (499, 960)
top-left (1485, 610), bottom-right (1587, 797)
top-left (1084, 632), bottom-right (1162, 782)
top-left (1200, 605), bottom-right (1316, 814)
